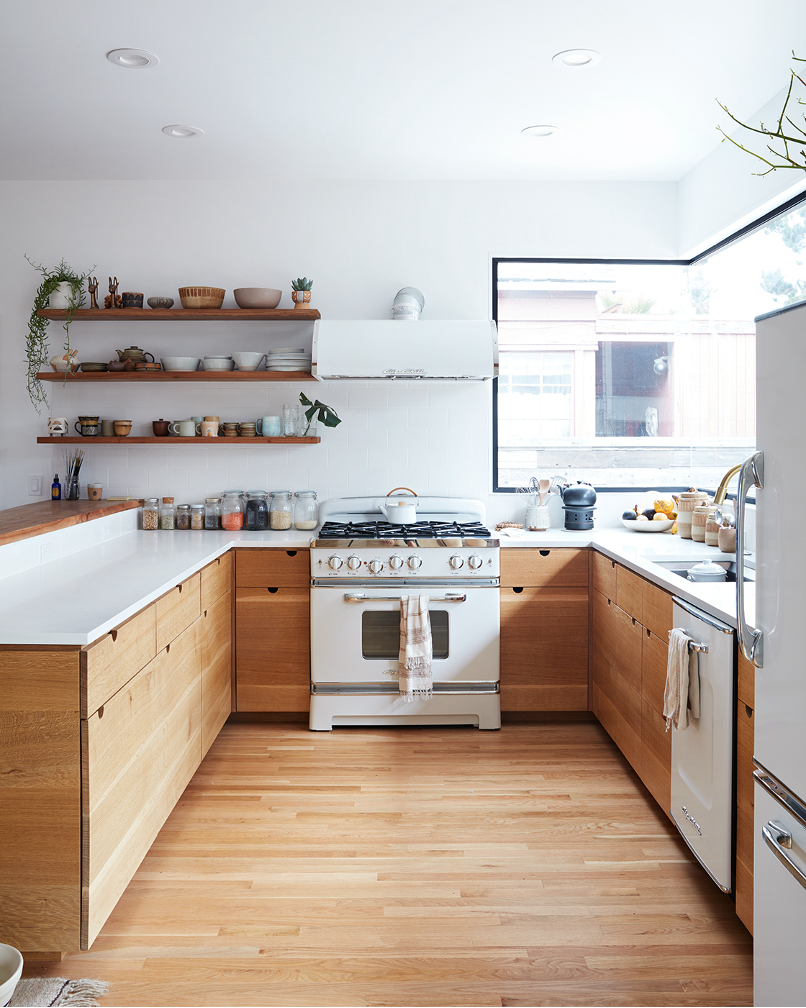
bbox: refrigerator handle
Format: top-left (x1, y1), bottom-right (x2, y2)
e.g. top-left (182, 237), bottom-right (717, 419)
top-left (762, 820), bottom-right (806, 891)
top-left (736, 451), bottom-right (764, 667)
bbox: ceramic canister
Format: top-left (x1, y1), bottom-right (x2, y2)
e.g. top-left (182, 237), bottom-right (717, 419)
top-left (676, 491), bottom-right (709, 538)
top-left (705, 514), bottom-right (722, 547)
top-left (691, 504), bottom-right (718, 543)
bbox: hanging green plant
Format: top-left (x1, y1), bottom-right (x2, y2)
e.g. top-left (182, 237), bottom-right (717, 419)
top-left (299, 392), bottom-right (342, 434)
top-left (25, 256), bottom-right (94, 412)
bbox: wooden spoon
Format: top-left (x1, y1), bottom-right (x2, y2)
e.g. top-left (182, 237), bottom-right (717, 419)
top-left (538, 478), bottom-right (551, 506)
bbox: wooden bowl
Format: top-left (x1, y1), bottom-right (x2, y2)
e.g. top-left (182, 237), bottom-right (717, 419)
top-left (80, 362), bottom-right (108, 372)
top-left (178, 286), bottom-right (225, 309)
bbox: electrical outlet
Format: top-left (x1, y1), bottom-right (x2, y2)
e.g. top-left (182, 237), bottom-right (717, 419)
top-left (40, 542), bottom-right (55, 563)
top-left (28, 474), bottom-right (43, 496)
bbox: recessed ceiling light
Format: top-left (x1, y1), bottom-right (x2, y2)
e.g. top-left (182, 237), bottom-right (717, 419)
top-left (521, 124), bottom-right (559, 138)
top-left (107, 48), bottom-right (159, 69)
top-left (552, 49), bottom-right (601, 68)
top-left (161, 125), bottom-right (204, 139)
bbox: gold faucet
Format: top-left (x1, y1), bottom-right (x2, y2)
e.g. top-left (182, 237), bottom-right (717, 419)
top-left (713, 464), bottom-right (743, 505)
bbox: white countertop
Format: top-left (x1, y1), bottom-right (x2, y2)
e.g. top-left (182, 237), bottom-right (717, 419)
top-left (0, 524), bottom-right (751, 646)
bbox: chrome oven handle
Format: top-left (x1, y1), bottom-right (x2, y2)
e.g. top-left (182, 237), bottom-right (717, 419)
top-left (736, 451), bottom-right (763, 666)
top-left (343, 593), bottom-right (467, 603)
top-left (762, 820), bottom-right (806, 891)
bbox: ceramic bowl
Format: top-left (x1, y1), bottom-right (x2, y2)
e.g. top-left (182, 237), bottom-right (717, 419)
top-left (233, 287), bottom-right (283, 309)
top-left (0, 944), bottom-right (23, 1008)
top-left (160, 356), bottom-right (201, 372)
top-left (231, 352), bottom-right (265, 371)
top-left (621, 517), bottom-right (674, 533)
top-left (203, 358), bottom-right (235, 371)
top-left (178, 286), bottom-right (225, 309)
top-left (147, 296), bottom-right (175, 309)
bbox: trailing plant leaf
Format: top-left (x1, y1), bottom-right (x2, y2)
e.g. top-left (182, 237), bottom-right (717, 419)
top-left (25, 256), bottom-right (94, 411)
top-left (299, 391), bottom-right (342, 429)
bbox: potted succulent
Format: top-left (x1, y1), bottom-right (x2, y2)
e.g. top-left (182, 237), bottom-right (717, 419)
top-left (291, 276), bottom-right (313, 308)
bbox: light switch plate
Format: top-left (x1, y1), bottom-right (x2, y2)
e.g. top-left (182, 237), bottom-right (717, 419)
top-left (28, 474), bottom-right (43, 496)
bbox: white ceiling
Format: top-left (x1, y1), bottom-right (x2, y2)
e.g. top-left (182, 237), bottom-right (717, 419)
top-left (1, 0), bottom-right (803, 182)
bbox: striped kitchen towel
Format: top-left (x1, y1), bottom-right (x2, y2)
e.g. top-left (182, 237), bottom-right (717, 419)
top-left (399, 594), bottom-right (432, 702)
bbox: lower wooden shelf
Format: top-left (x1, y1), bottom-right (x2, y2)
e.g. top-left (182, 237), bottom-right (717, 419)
top-left (37, 371), bottom-right (313, 382)
top-left (37, 436), bottom-right (320, 444)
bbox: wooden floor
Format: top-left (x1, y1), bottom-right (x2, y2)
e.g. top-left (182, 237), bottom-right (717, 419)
top-left (25, 721), bottom-right (752, 1007)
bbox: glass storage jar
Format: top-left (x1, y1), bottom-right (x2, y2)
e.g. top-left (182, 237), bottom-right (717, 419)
top-left (204, 497), bottom-right (221, 529)
top-left (269, 490), bottom-right (294, 530)
top-left (190, 503), bottom-right (205, 530)
top-left (221, 491), bottom-right (244, 531)
top-left (159, 497), bottom-right (176, 530)
top-left (143, 497), bottom-right (159, 531)
top-left (175, 504), bottom-right (191, 530)
top-left (245, 490), bottom-right (269, 531)
top-left (294, 490), bottom-right (318, 530)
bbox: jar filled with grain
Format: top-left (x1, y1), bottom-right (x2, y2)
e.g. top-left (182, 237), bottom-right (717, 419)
top-left (245, 490), bottom-right (269, 531)
top-left (221, 491), bottom-right (244, 531)
top-left (159, 497), bottom-right (176, 530)
top-left (205, 497), bottom-right (221, 529)
top-left (190, 504), bottom-right (205, 530)
top-left (176, 503), bottom-right (191, 530)
top-left (269, 490), bottom-right (294, 530)
top-left (294, 490), bottom-right (318, 530)
top-left (143, 497), bottom-right (159, 531)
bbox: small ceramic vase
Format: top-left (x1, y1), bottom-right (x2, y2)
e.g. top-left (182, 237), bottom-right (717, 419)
top-left (292, 290), bottom-right (311, 308)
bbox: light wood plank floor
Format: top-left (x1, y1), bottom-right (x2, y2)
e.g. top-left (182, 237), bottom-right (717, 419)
top-left (25, 721), bottom-right (752, 1007)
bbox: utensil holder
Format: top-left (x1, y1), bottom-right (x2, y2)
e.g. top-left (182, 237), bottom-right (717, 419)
top-left (525, 505), bottom-right (550, 531)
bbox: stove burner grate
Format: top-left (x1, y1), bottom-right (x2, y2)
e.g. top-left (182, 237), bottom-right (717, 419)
top-left (317, 519), bottom-right (491, 540)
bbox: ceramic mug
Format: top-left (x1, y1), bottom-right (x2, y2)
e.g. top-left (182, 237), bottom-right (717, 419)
top-left (101, 419), bottom-right (116, 436)
top-left (152, 419), bottom-right (170, 437)
top-left (74, 415), bottom-right (99, 436)
top-left (114, 420), bottom-right (133, 437)
top-left (169, 419), bottom-right (196, 437)
top-left (256, 416), bottom-right (282, 436)
top-left (47, 417), bottom-right (69, 436)
top-left (200, 421), bottom-right (219, 437)
top-left (191, 416), bottom-right (203, 426)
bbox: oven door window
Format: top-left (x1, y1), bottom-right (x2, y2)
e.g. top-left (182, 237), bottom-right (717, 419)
top-left (362, 610), bottom-right (449, 660)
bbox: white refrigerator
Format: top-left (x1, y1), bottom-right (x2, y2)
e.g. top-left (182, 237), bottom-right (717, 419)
top-left (742, 299), bottom-right (806, 1006)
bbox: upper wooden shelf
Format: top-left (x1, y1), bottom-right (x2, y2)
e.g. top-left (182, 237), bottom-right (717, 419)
top-left (37, 308), bottom-right (320, 321)
top-left (37, 371), bottom-right (313, 383)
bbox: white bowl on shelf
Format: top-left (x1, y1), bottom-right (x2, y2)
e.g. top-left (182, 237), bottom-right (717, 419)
top-left (203, 356), bottom-right (235, 371)
top-left (621, 517), bottom-right (674, 533)
top-left (160, 356), bottom-right (200, 371)
top-left (231, 352), bottom-right (265, 371)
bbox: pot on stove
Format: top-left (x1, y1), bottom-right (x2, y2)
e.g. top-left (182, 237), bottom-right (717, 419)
top-left (376, 487), bottom-right (419, 525)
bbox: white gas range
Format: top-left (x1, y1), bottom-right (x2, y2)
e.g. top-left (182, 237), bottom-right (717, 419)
top-left (308, 495), bottom-right (501, 731)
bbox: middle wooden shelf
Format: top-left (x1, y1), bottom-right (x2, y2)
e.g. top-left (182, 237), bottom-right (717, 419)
top-left (37, 436), bottom-right (321, 445)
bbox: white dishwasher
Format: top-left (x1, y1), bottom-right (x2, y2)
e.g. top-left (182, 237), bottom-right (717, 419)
top-left (669, 598), bottom-right (735, 892)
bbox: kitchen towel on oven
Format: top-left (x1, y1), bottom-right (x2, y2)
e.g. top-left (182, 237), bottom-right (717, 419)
top-left (664, 628), bottom-right (698, 731)
top-left (398, 594), bottom-right (433, 701)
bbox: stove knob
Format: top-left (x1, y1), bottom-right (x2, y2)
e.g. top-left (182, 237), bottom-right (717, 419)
top-left (368, 559), bottom-right (384, 574)
top-left (328, 555), bottom-right (344, 570)
top-left (347, 555), bottom-right (362, 570)
top-left (468, 555), bottom-right (483, 570)
top-left (407, 555), bottom-right (423, 570)
top-left (449, 555), bottom-right (464, 569)
top-left (389, 555), bottom-right (404, 570)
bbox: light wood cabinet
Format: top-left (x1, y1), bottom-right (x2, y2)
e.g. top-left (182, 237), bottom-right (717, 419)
top-left (81, 604), bottom-right (157, 719)
top-left (640, 629), bottom-right (672, 816)
top-left (590, 590), bottom-right (642, 768)
top-left (156, 573), bottom-right (201, 652)
top-left (235, 587), bottom-right (310, 712)
top-left (641, 579), bottom-right (673, 642)
top-left (200, 589), bottom-right (233, 755)
top-left (736, 699), bottom-right (754, 933)
top-left (591, 551), bottom-right (617, 600)
top-left (500, 548), bottom-right (588, 588)
top-left (201, 551), bottom-right (232, 611)
top-left (235, 548), bottom-right (309, 587)
top-left (616, 564), bottom-right (644, 625)
top-left (737, 651), bottom-right (755, 709)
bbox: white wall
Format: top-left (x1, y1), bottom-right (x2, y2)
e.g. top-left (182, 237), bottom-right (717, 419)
top-left (0, 179), bottom-right (676, 518)
top-left (678, 87), bottom-right (806, 256)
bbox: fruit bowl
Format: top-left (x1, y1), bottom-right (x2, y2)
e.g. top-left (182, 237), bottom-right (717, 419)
top-left (621, 517), bottom-right (674, 533)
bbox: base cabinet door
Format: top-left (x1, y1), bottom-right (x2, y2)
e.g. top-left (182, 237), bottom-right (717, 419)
top-left (82, 621), bottom-right (202, 948)
top-left (590, 590), bottom-right (642, 770)
top-left (235, 587), bottom-right (310, 712)
top-left (200, 590), bottom-right (232, 756)
top-left (735, 701), bottom-right (754, 932)
top-left (640, 629), bottom-right (671, 816)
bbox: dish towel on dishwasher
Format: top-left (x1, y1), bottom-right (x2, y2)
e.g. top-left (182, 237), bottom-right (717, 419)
top-left (664, 628), bottom-right (700, 731)
top-left (399, 594), bottom-right (432, 702)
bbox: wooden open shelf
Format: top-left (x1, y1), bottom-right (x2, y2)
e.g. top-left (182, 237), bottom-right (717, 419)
top-left (37, 436), bottom-right (321, 445)
top-left (37, 308), bottom-right (320, 321)
top-left (37, 371), bottom-right (313, 383)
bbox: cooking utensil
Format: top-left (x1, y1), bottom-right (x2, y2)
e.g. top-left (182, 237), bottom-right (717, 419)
top-left (538, 478), bottom-right (551, 506)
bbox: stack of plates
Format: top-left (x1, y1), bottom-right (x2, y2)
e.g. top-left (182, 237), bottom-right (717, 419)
top-left (265, 347), bottom-right (312, 372)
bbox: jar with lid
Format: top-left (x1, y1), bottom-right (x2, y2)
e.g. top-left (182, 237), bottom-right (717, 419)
top-left (244, 490), bottom-right (269, 531)
top-left (175, 503), bottom-right (191, 530)
top-left (294, 490), bottom-right (318, 530)
top-left (190, 503), bottom-right (205, 530)
top-left (204, 497), bottom-right (221, 529)
top-left (269, 490), bottom-right (294, 530)
top-left (221, 491), bottom-right (244, 531)
top-left (159, 497), bottom-right (176, 530)
top-left (143, 497), bottom-right (159, 531)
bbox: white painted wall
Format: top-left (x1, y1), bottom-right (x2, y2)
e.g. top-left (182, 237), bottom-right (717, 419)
top-left (0, 178), bottom-right (676, 521)
top-left (679, 87), bottom-right (806, 256)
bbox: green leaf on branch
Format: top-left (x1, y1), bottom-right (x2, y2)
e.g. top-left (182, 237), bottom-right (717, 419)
top-left (299, 392), bottom-right (342, 428)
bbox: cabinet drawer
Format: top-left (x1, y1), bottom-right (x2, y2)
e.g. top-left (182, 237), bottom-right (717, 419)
top-left (616, 564), bottom-right (643, 623)
top-left (235, 587), bottom-right (310, 711)
top-left (737, 652), bottom-right (755, 708)
top-left (82, 621), bottom-right (201, 949)
top-left (201, 552), bottom-right (232, 611)
top-left (200, 590), bottom-right (232, 756)
top-left (235, 549), bottom-right (310, 587)
top-left (156, 573), bottom-right (201, 652)
top-left (591, 552), bottom-right (617, 600)
top-left (641, 629), bottom-right (668, 715)
top-left (500, 548), bottom-right (588, 588)
top-left (81, 605), bottom-right (157, 717)
top-left (642, 579), bottom-right (673, 641)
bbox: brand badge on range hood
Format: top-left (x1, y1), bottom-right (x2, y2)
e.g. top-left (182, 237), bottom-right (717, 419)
top-left (383, 368), bottom-right (426, 375)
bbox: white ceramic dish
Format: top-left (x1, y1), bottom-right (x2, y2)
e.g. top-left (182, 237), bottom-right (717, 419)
top-left (232, 352), bottom-right (265, 371)
top-left (203, 359), bottom-right (235, 371)
top-left (266, 364), bottom-right (312, 371)
top-left (0, 944), bottom-right (23, 1007)
top-left (621, 517), bottom-right (674, 533)
top-left (160, 356), bottom-right (200, 371)
top-left (233, 287), bottom-right (282, 309)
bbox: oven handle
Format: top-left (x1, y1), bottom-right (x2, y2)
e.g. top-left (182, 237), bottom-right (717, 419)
top-left (343, 593), bottom-right (467, 603)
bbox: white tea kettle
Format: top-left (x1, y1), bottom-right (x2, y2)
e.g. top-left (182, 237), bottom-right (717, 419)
top-left (377, 487), bottom-right (419, 525)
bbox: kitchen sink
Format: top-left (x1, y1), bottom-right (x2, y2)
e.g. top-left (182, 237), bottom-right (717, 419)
top-left (651, 559), bottom-right (754, 583)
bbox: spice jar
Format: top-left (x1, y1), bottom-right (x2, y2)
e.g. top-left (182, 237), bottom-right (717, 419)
top-left (245, 490), bottom-right (269, 531)
top-left (190, 504), bottom-right (205, 530)
top-left (294, 490), bottom-right (318, 530)
top-left (204, 497), bottom-right (221, 529)
top-left (159, 497), bottom-right (176, 530)
top-left (143, 497), bottom-right (159, 531)
top-left (269, 490), bottom-right (294, 529)
top-left (176, 503), bottom-right (191, 530)
top-left (87, 482), bottom-right (103, 501)
top-left (221, 491), bottom-right (244, 531)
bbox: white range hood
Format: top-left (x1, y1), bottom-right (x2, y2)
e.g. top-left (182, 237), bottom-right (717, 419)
top-left (311, 319), bottom-right (498, 381)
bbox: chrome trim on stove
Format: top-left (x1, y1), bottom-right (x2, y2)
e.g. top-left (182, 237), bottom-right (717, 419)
top-left (311, 578), bottom-right (499, 588)
top-left (310, 681), bottom-right (500, 695)
top-left (312, 538), bottom-right (499, 548)
top-left (344, 593), bottom-right (467, 603)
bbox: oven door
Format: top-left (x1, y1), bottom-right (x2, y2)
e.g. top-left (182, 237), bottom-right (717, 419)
top-left (310, 582), bottom-right (499, 684)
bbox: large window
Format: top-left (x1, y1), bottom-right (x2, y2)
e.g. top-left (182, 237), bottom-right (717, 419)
top-left (494, 200), bottom-right (806, 490)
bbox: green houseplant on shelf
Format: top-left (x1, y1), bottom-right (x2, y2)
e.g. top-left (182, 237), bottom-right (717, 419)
top-left (299, 392), bottom-right (341, 437)
top-left (25, 256), bottom-right (94, 411)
